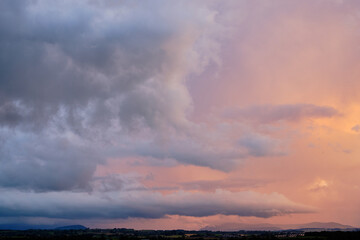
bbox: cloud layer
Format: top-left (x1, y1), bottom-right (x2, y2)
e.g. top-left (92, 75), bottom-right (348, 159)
top-left (0, 189), bottom-right (313, 219)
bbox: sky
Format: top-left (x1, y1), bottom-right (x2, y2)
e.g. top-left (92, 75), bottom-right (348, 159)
top-left (1, 0), bottom-right (360, 230)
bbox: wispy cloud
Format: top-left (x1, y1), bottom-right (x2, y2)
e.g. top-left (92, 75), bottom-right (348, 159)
top-left (224, 104), bottom-right (339, 124)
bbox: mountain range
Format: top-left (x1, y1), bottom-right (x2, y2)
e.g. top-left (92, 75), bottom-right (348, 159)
top-left (0, 222), bottom-right (357, 232)
top-left (201, 222), bottom-right (357, 232)
top-left (0, 224), bottom-right (87, 230)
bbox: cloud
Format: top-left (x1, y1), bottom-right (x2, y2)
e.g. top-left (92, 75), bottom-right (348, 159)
top-left (0, 189), bottom-right (314, 219)
top-left (308, 179), bottom-right (330, 192)
top-left (0, 102), bottom-right (24, 127)
top-left (134, 137), bottom-right (243, 171)
top-left (132, 125), bottom-right (288, 171)
top-left (0, 129), bottom-right (100, 191)
top-left (0, 0), bottom-right (218, 132)
top-left (225, 104), bottom-right (339, 124)
top-left (238, 133), bottom-right (285, 157)
top-left (90, 174), bottom-right (146, 192)
top-left (351, 124), bottom-right (360, 132)
top-left (0, 0), bottom-right (232, 191)
top-left (180, 179), bottom-right (269, 192)
top-left (0, 0), bottom-right (254, 179)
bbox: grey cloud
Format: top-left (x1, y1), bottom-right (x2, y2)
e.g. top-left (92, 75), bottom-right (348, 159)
top-left (179, 178), bottom-right (269, 192)
top-left (130, 125), bottom-right (288, 171)
top-left (0, 102), bottom-right (24, 127)
top-left (0, 0), bottom-right (231, 177)
top-left (0, 130), bottom-right (100, 191)
top-left (90, 174), bottom-right (146, 192)
top-left (134, 137), bottom-right (243, 171)
top-left (0, 0), bottom-right (312, 195)
top-left (225, 104), bottom-right (339, 123)
top-left (0, 0), bottom-right (225, 191)
top-left (0, 190), bottom-right (314, 219)
top-left (238, 133), bottom-right (285, 157)
top-left (0, 0), bottom-right (203, 131)
top-left (118, 80), bottom-right (191, 132)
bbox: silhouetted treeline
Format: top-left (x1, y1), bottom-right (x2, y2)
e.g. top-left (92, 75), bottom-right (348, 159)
top-left (1, 229), bottom-right (360, 240)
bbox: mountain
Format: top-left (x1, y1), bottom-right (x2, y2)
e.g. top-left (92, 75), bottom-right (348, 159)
top-left (55, 225), bottom-right (88, 230)
top-left (201, 222), bottom-right (356, 232)
top-left (292, 222), bottom-right (354, 229)
top-left (0, 224), bottom-right (87, 230)
top-left (201, 223), bottom-right (281, 231)
top-left (284, 222), bottom-right (357, 232)
top-left (0, 224), bottom-right (56, 230)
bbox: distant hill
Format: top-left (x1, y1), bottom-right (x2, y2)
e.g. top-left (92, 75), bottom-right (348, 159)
top-left (0, 224), bottom-right (55, 230)
top-left (293, 222), bottom-right (354, 229)
top-left (201, 223), bottom-right (281, 231)
top-left (55, 225), bottom-right (88, 230)
top-left (0, 224), bottom-right (87, 230)
top-left (201, 222), bottom-right (356, 232)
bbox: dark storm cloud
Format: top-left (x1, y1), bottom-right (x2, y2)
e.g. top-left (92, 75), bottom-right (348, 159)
top-left (0, 102), bottom-right (24, 127)
top-left (0, 0), bottom-right (214, 190)
top-left (0, 190), bottom-right (314, 219)
top-left (0, 0), bottom-right (273, 197)
top-left (0, 130), bottom-right (100, 191)
top-left (0, 0), bottom-right (263, 186)
top-left (0, 0), bottom-right (311, 192)
top-left (0, 0), bottom-right (193, 131)
top-left (0, 0), bottom-right (297, 195)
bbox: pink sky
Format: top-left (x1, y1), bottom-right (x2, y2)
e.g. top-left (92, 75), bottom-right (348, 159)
top-left (111, 0), bottom-right (360, 228)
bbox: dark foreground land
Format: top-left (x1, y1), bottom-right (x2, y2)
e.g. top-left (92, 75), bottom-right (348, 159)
top-left (1, 229), bottom-right (360, 240)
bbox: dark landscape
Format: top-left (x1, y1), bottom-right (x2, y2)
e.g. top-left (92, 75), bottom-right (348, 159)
top-left (1, 228), bottom-right (360, 240)
top-left (1, 223), bottom-right (360, 240)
